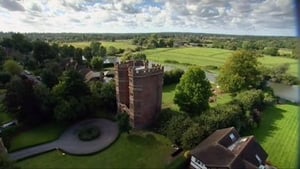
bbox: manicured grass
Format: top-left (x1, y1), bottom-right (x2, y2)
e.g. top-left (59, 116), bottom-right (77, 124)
top-left (144, 47), bottom-right (298, 76)
top-left (145, 47), bottom-right (232, 68)
top-left (66, 40), bottom-right (136, 49)
top-left (9, 123), bottom-right (67, 152)
top-left (210, 93), bottom-right (233, 107)
top-left (16, 132), bottom-right (173, 169)
top-left (249, 104), bottom-right (299, 168)
top-left (162, 84), bottom-right (179, 111)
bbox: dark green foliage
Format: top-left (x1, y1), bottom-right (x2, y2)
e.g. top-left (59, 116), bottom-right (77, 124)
top-left (78, 126), bottom-right (100, 141)
top-left (260, 63), bottom-right (299, 85)
top-left (52, 70), bottom-right (90, 121)
top-left (41, 70), bottom-right (59, 88)
top-left (52, 70), bottom-right (90, 98)
top-left (33, 40), bottom-right (55, 64)
top-left (0, 72), bottom-right (11, 85)
top-left (117, 113), bottom-right (132, 133)
top-left (174, 66), bottom-right (212, 116)
top-left (164, 60), bottom-right (179, 64)
top-left (165, 114), bottom-right (193, 145)
top-left (121, 52), bottom-right (147, 62)
top-left (89, 81), bottom-right (116, 112)
top-left (4, 77), bottom-right (52, 125)
top-left (217, 50), bottom-right (263, 93)
top-left (3, 60), bottom-right (23, 75)
top-left (263, 47), bottom-right (279, 56)
top-left (163, 69), bottom-right (184, 86)
top-left (181, 125), bottom-right (204, 149)
top-left (83, 46), bottom-right (92, 61)
top-left (90, 57), bottom-right (103, 71)
top-left (196, 103), bottom-right (246, 134)
top-left (235, 89), bottom-right (264, 111)
top-left (106, 46), bottom-right (119, 56)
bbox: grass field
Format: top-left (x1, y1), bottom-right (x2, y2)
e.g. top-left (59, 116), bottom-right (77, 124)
top-left (66, 40), bottom-right (136, 49)
top-left (16, 132), bottom-right (173, 169)
top-left (144, 47), bottom-right (298, 76)
top-left (249, 103), bottom-right (299, 168)
top-left (9, 123), bottom-right (67, 152)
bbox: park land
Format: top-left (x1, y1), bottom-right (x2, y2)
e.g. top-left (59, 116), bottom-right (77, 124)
top-left (0, 33), bottom-right (298, 169)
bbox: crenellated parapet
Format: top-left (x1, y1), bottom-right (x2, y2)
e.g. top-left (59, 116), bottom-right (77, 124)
top-left (128, 64), bottom-right (164, 77)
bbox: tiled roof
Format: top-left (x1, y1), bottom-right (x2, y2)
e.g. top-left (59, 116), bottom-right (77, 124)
top-left (191, 127), bottom-right (268, 169)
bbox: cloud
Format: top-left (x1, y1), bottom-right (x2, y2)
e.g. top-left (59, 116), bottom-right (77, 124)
top-left (0, 0), bottom-right (25, 11)
top-left (0, 0), bottom-right (296, 36)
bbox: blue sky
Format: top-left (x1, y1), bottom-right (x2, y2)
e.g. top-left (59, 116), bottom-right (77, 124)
top-left (0, 0), bottom-right (297, 36)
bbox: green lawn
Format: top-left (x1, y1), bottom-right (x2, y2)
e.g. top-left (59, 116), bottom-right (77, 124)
top-left (249, 104), bottom-right (299, 168)
top-left (9, 122), bottom-right (67, 152)
top-left (66, 40), bottom-right (136, 49)
top-left (16, 132), bottom-right (173, 169)
top-left (145, 47), bottom-right (298, 76)
top-left (162, 84), bottom-right (179, 111)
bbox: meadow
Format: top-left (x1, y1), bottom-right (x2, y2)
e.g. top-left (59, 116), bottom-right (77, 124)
top-left (16, 132), bottom-right (174, 169)
top-left (144, 47), bottom-right (298, 76)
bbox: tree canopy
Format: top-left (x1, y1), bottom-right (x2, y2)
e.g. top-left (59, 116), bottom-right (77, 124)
top-left (217, 50), bottom-right (263, 93)
top-left (174, 66), bottom-right (212, 116)
top-left (3, 60), bottom-right (23, 75)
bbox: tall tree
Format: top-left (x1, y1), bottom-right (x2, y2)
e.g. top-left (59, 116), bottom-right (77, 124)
top-left (90, 41), bottom-right (101, 57)
top-left (217, 50), bottom-right (263, 93)
top-left (90, 57), bottom-right (103, 71)
top-left (33, 40), bottom-right (54, 64)
top-left (51, 70), bottom-right (90, 121)
top-left (174, 66), bottom-right (212, 116)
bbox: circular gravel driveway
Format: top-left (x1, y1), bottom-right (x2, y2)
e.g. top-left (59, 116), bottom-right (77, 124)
top-left (9, 118), bottom-right (119, 161)
top-left (58, 118), bottom-right (119, 155)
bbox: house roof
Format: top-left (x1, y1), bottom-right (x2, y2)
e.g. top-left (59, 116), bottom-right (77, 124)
top-left (191, 127), bottom-right (268, 169)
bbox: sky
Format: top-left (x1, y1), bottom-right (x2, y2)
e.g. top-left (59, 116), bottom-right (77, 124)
top-left (0, 0), bottom-right (297, 36)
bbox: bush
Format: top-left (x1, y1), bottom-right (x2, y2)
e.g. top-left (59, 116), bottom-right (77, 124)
top-left (164, 60), bottom-right (179, 64)
top-left (203, 65), bottom-right (219, 70)
top-left (0, 72), bottom-right (11, 85)
top-left (181, 125), bottom-right (204, 149)
top-left (78, 126), bottom-right (100, 141)
top-left (163, 69), bottom-right (184, 86)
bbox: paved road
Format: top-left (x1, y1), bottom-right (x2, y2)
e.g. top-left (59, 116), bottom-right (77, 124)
top-left (9, 119), bottom-right (119, 161)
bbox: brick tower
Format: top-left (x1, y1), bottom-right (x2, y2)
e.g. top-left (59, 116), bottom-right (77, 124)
top-left (115, 61), bottom-right (164, 129)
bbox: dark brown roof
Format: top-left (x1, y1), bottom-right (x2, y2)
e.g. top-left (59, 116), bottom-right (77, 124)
top-left (191, 127), bottom-right (268, 169)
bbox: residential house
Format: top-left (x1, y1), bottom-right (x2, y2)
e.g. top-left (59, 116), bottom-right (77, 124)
top-left (190, 127), bottom-right (270, 169)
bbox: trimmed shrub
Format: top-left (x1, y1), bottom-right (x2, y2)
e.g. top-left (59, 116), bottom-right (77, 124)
top-left (163, 69), bottom-right (184, 86)
top-left (78, 126), bottom-right (100, 141)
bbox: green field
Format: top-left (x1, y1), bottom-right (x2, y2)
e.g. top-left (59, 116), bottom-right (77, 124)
top-left (250, 104), bottom-right (299, 168)
top-left (66, 40), bottom-right (136, 49)
top-left (16, 132), bottom-right (173, 169)
top-left (145, 47), bottom-right (298, 76)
